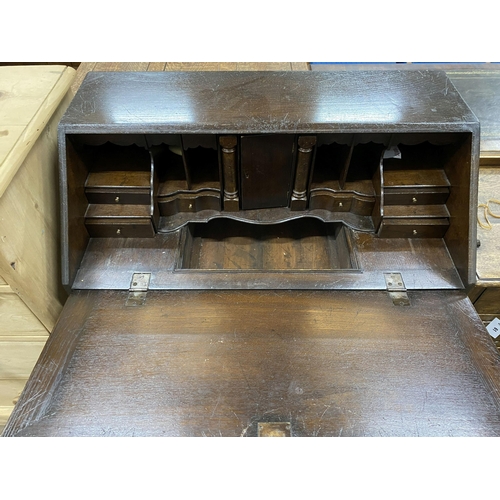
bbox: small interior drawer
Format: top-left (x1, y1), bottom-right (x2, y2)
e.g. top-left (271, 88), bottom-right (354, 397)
top-left (85, 171), bottom-right (151, 204)
top-left (384, 186), bottom-right (450, 205)
top-left (84, 204), bottom-right (155, 238)
top-left (158, 191), bottom-right (221, 216)
top-left (85, 219), bottom-right (155, 238)
top-left (383, 204), bottom-right (450, 218)
top-left (378, 218), bottom-right (450, 238)
top-left (85, 188), bottom-right (151, 205)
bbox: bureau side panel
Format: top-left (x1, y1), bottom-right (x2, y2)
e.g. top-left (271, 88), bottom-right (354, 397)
top-left (59, 133), bottom-right (90, 290)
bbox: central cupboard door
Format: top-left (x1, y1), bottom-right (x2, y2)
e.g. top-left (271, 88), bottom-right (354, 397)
top-left (240, 134), bottom-right (295, 209)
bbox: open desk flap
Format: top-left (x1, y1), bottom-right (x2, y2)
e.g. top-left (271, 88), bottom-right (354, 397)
top-left (4, 288), bottom-right (500, 437)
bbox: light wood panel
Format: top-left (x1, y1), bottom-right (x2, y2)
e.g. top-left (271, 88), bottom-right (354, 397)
top-left (0, 275), bottom-right (12, 293)
top-left (0, 76), bottom-right (73, 331)
top-left (0, 292), bottom-right (48, 435)
top-left (0, 407), bottom-right (12, 434)
top-left (0, 65), bottom-right (75, 197)
top-left (0, 340), bottom-right (48, 379)
top-left (0, 66), bottom-right (74, 434)
top-left (0, 294), bottom-right (48, 335)
top-left (476, 168), bottom-right (500, 282)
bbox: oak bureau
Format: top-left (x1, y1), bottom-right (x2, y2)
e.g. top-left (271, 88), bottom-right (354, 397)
top-left (4, 71), bottom-right (500, 437)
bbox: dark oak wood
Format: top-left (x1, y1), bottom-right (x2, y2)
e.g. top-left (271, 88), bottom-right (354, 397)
top-left (291, 136), bottom-right (316, 210)
top-left (378, 218), bottom-right (450, 238)
top-left (178, 220), bottom-right (355, 271)
top-left (58, 71), bottom-right (480, 289)
top-left (62, 231), bottom-right (462, 291)
top-left (85, 170), bottom-right (151, 205)
top-left (240, 134), bottom-right (295, 210)
top-left (219, 136), bottom-right (239, 211)
top-left (4, 289), bottom-right (500, 437)
top-left (5, 70), bottom-right (494, 438)
top-left (61, 71), bottom-right (477, 134)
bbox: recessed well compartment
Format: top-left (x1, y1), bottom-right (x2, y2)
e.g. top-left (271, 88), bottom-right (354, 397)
top-left (178, 219), bottom-right (358, 271)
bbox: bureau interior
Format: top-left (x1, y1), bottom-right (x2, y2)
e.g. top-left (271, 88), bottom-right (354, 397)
top-left (177, 219), bottom-right (358, 271)
top-left (63, 131), bottom-right (473, 287)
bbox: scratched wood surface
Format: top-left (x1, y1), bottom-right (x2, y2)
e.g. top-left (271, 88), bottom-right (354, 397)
top-left (71, 62), bottom-right (310, 93)
top-left (4, 289), bottom-right (500, 437)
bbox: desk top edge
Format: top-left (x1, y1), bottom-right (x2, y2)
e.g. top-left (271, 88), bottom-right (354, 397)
top-left (59, 70), bottom-right (479, 132)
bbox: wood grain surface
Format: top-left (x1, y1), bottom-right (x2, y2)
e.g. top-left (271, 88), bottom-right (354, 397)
top-left (67, 230), bottom-right (463, 292)
top-left (22, 68), bottom-right (491, 439)
top-left (476, 168), bottom-right (500, 283)
top-left (0, 65), bottom-right (75, 197)
top-left (62, 71), bottom-right (478, 134)
top-left (446, 69), bottom-right (500, 159)
top-left (4, 289), bottom-right (500, 437)
top-left (0, 291), bottom-right (48, 434)
top-left (71, 62), bottom-right (310, 94)
top-left (58, 71), bottom-right (479, 289)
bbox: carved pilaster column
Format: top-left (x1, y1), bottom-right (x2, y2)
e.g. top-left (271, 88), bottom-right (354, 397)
top-left (291, 136), bottom-right (316, 211)
top-left (219, 136), bottom-right (239, 211)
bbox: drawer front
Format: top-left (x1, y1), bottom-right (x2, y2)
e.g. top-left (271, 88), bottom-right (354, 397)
top-left (378, 218), bottom-right (449, 238)
top-left (85, 219), bottom-right (155, 238)
top-left (308, 191), bottom-right (374, 216)
top-left (384, 187), bottom-right (450, 206)
top-left (158, 192), bottom-right (221, 216)
top-left (85, 188), bottom-right (151, 205)
top-left (309, 192), bottom-right (353, 212)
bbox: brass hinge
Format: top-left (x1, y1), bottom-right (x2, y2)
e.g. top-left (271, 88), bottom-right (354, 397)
top-left (384, 272), bottom-right (410, 306)
top-left (126, 272), bottom-right (151, 306)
